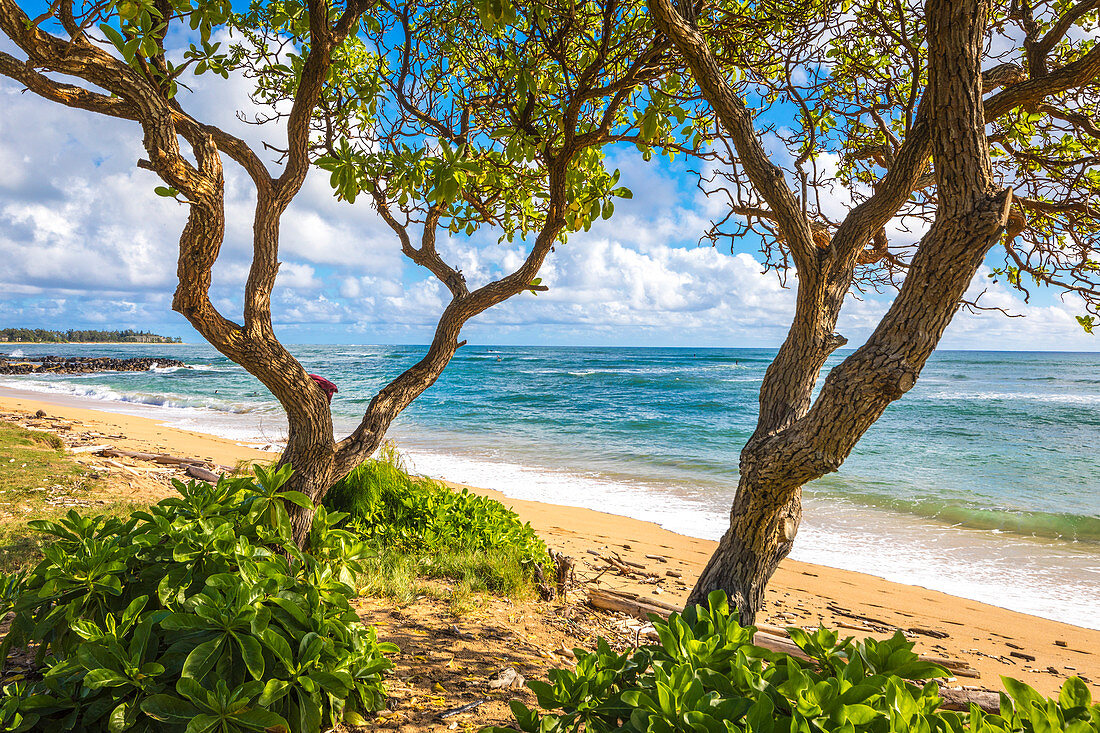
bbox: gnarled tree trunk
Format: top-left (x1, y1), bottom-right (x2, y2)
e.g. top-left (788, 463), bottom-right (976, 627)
top-left (659, 0), bottom-right (1012, 623)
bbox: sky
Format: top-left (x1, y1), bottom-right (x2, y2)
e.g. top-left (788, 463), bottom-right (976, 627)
top-left (0, 36), bottom-right (1096, 351)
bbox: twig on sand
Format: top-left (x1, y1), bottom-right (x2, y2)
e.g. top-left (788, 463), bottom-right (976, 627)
top-left (438, 699), bottom-right (489, 720)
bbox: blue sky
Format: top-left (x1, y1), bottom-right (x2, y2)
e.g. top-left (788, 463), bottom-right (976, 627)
top-left (0, 33), bottom-right (1096, 351)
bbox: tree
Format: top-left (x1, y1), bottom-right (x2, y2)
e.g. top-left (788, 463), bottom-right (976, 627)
top-left (0, 0), bottom-right (685, 544)
top-left (647, 0), bottom-right (1100, 622)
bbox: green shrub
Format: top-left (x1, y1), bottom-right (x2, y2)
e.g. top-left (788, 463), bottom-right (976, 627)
top-left (488, 591), bottom-right (1100, 733)
top-left (323, 448), bottom-right (550, 582)
top-left (0, 465), bottom-right (397, 733)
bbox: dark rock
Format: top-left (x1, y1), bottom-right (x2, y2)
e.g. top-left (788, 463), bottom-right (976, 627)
top-left (35, 409), bottom-right (47, 417)
top-left (0, 356), bottom-right (186, 375)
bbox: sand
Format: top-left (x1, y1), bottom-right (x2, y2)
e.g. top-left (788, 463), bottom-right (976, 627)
top-left (0, 387), bottom-right (1095, 698)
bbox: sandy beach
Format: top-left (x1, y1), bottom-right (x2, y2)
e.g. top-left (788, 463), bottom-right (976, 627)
top-left (0, 386), bottom-right (1096, 699)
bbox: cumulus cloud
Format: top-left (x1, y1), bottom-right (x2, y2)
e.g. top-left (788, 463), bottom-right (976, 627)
top-left (0, 45), bottom-right (1094, 351)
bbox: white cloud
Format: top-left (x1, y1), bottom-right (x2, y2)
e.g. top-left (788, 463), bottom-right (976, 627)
top-left (0, 42), bottom-right (1094, 351)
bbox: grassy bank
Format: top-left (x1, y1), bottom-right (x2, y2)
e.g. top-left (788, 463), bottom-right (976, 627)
top-left (0, 422), bottom-right (142, 570)
top-left (324, 446), bottom-right (550, 614)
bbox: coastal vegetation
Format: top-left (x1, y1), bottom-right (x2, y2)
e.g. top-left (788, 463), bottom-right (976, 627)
top-left (323, 447), bottom-right (550, 610)
top-left (0, 445), bottom-right (556, 731)
top-left (0, 422), bottom-right (141, 572)
top-left (0, 329), bottom-right (180, 344)
top-left (0, 467), bottom-right (398, 732)
top-left (494, 592), bottom-right (1100, 733)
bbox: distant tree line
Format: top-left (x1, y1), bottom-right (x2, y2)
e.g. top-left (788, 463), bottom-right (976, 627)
top-left (0, 328), bottom-right (181, 343)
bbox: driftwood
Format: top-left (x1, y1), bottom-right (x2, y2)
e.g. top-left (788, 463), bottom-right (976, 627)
top-left (154, 455), bottom-right (205, 466)
top-left (101, 447), bottom-right (162, 461)
top-left (69, 444), bottom-right (114, 454)
top-left (91, 446), bottom-right (235, 478)
top-left (540, 550), bottom-right (576, 600)
top-left (103, 459), bottom-right (140, 477)
top-left (186, 465), bottom-right (222, 483)
top-left (909, 626), bottom-right (951, 640)
top-left (594, 553), bottom-right (660, 578)
top-left (586, 589), bottom-right (981, 681)
top-left (939, 687), bottom-right (1000, 713)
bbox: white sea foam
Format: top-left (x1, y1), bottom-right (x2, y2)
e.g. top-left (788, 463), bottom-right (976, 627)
top-left (0, 378), bottom-right (267, 415)
top-left (8, 349), bottom-right (25, 358)
top-left (922, 389), bottom-right (1100, 406)
top-left (395, 445), bottom-right (1100, 630)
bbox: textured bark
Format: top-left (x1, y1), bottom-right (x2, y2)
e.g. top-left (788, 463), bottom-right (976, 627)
top-left (661, 0), bottom-right (1013, 620)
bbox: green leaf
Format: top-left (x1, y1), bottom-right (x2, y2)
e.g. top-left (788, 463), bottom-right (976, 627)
top-left (181, 638), bottom-right (223, 682)
top-left (83, 669), bottom-right (130, 689)
top-left (236, 632), bottom-right (265, 680)
top-left (1059, 677), bottom-right (1091, 709)
top-left (277, 490), bottom-right (314, 509)
top-left (141, 694), bottom-right (197, 722)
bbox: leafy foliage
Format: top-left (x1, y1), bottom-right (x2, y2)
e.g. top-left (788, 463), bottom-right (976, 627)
top-left (488, 591), bottom-right (1100, 733)
top-left (300, 0), bottom-right (690, 243)
top-left (323, 446), bottom-right (550, 576)
top-left (0, 465), bottom-right (397, 733)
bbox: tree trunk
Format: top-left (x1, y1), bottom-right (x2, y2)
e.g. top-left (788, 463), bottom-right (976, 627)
top-left (686, 466), bottom-right (801, 625)
top-left (278, 407), bottom-right (339, 547)
top-left (681, 0), bottom-right (1009, 626)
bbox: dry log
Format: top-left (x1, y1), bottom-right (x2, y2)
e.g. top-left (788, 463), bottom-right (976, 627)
top-left (103, 459), bottom-right (140, 477)
top-left (588, 589), bottom-right (677, 619)
top-left (102, 447), bottom-right (162, 461)
top-left (155, 454), bottom-right (205, 466)
top-left (753, 631), bottom-right (811, 660)
top-left (645, 554), bottom-right (668, 563)
top-left (938, 687), bottom-right (1000, 713)
top-left (69, 444), bottom-right (114, 454)
top-left (915, 655), bottom-right (981, 678)
top-left (186, 465), bottom-right (221, 482)
top-left (756, 621), bottom-right (794, 638)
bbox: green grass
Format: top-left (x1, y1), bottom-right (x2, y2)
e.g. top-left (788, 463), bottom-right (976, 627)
top-left (325, 444), bottom-right (551, 614)
top-left (0, 422), bottom-right (142, 570)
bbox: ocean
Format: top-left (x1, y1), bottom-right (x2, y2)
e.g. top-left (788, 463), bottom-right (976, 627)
top-left (2, 343), bottom-right (1098, 628)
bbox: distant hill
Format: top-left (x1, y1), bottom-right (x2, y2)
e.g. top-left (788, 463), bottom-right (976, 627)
top-left (0, 328), bottom-right (182, 344)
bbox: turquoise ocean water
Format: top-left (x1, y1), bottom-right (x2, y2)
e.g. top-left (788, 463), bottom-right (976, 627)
top-left (2, 343), bottom-right (1098, 627)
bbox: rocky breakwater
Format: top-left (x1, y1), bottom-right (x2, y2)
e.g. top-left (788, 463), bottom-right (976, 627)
top-left (0, 355), bottom-right (186, 374)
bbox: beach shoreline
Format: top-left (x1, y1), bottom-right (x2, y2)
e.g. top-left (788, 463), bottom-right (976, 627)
top-left (0, 385), bottom-right (1096, 697)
